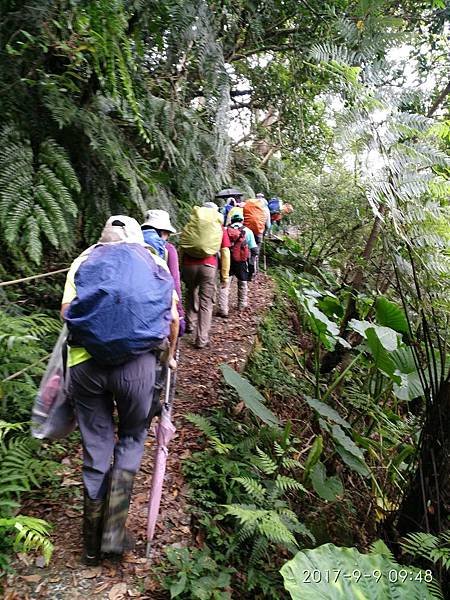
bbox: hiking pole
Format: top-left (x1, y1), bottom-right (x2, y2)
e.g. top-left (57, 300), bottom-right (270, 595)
top-left (262, 237), bottom-right (267, 272)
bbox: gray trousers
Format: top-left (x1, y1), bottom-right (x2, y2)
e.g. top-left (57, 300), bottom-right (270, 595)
top-left (218, 277), bottom-right (248, 315)
top-left (182, 263), bottom-right (217, 346)
top-left (71, 353), bottom-right (157, 500)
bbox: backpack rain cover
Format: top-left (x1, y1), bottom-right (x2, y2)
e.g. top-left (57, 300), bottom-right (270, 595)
top-left (66, 244), bottom-right (174, 365)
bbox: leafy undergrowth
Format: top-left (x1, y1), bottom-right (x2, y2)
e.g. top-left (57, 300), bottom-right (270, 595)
top-left (174, 292), bottom-right (373, 599)
top-left (174, 262), bottom-right (447, 599)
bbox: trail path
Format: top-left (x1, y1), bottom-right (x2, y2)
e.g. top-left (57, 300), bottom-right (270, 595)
top-left (5, 275), bottom-right (273, 600)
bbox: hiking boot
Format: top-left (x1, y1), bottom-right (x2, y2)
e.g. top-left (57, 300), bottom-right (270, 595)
top-left (194, 340), bottom-right (209, 349)
top-left (82, 491), bottom-right (105, 566)
top-left (101, 469), bottom-right (135, 557)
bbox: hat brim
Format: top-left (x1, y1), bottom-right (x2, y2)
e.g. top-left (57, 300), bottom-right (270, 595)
top-left (141, 220), bottom-right (176, 233)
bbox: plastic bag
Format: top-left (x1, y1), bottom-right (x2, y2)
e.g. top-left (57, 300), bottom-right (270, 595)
top-left (31, 325), bottom-right (76, 440)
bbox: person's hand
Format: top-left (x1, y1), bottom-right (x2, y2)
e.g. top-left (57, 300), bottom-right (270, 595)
top-left (178, 317), bottom-right (186, 337)
top-left (221, 278), bottom-right (229, 288)
top-left (160, 346), bottom-right (177, 369)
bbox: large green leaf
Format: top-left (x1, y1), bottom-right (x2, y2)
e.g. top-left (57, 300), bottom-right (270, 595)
top-left (280, 543), bottom-right (438, 599)
top-left (220, 364), bottom-right (281, 427)
top-left (310, 461), bottom-right (343, 501)
top-left (330, 425), bottom-right (365, 462)
top-left (335, 445), bottom-right (370, 477)
top-left (303, 435), bottom-right (323, 479)
top-left (365, 328), bottom-right (401, 383)
top-left (375, 297), bottom-right (409, 334)
top-left (393, 371), bottom-right (425, 401)
top-left (304, 397), bottom-right (351, 428)
top-left (330, 425), bottom-right (370, 477)
top-left (390, 347), bottom-right (426, 400)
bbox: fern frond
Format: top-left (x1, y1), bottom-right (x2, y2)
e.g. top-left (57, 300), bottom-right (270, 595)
top-left (253, 447), bottom-right (277, 474)
top-left (185, 413), bottom-right (232, 454)
top-left (275, 475), bottom-right (307, 494)
top-left (233, 477), bottom-right (266, 501)
top-left (0, 515), bottom-right (53, 564)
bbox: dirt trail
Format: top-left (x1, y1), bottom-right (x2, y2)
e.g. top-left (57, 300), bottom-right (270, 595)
top-left (5, 274), bottom-right (274, 600)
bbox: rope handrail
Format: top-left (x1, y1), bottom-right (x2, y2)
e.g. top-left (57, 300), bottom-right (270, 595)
top-left (1, 353), bottom-right (51, 383)
top-left (0, 267), bottom-right (69, 288)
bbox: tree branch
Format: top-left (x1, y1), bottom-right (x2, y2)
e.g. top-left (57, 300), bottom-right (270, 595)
top-left (427, 80), bottom-right (450, 117)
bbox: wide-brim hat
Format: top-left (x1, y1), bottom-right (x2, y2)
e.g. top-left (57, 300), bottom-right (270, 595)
top-left (99, 215), bottom-right (144, 244)
top-left (142, 209), bottom-right (176, 233)
top-left (215, 188), bottom-right (243, 198)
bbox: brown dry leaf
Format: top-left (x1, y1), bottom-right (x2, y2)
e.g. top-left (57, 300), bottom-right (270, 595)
top-left (144, 576), bottom-right (159, 592)
top-left (94, 582), bottom-right (110, 594)
top-left (80, 566), bottom-right (102, 579)
top-left (35, 556), bottom-right (46, 568)
top-left (16, 552), bottom-right (32, 566)
top-left (65, 509), bottom-right (81, 518)
top-left (233, 401), bottom-right (245, 415)
top-left (20, 574), bottom-right (42, 583)
top-left (4, 592), bottom-right (23, 600)
top-left (61, 478), bottom-right (82, 487)
top-left (109, 582), bottom-right (128, 600)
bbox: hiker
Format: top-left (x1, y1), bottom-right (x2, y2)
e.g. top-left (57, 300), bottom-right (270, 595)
top-left (216, 188), bottom-right (245, 225)
top-left (180, 202), bottom-right (230, 348)
top-left (218, 211), bottom-right (257, 316)
top-left (268, 198), bottom-right (293, 234)
top-left (141, 209), bottom-right (185, 336)
top-left (61, 216), bottom-right (179, 565)
top-left (256, 192), bottom-right (272, 234)
top-left (243, 195), bottom-right (268, 274)
top-left (268, 196), bottom-right (283, 233)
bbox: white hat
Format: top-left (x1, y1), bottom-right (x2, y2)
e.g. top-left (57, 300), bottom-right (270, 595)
top-left (203, 201), bottom-right (219, 210)
top-left (99, 216), bottom-right (145, 245)
top-left (142, 209), bottom-right (176, 233)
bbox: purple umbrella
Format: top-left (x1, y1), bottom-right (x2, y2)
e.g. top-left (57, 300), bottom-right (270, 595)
top-left (146, 361), bottom-right (177, 557)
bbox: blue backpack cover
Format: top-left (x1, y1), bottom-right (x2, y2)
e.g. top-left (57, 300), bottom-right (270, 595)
top-left (142, 228), bottom-right (167, 259)
top-left (268, 197), bottom-right (281, 214)
top-left (66, 243), bottom-right (174, 365)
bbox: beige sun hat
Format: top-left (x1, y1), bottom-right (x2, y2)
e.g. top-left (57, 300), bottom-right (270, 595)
top-left (98, 215), bottom-right (145, 244)
top-left (142, 209), bottom-right (176, 233)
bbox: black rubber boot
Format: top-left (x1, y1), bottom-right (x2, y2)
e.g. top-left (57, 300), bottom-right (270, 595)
top-left (82, 492), bottom-right (105, 566)
top-left (101, 469), bottom-right (135, 557)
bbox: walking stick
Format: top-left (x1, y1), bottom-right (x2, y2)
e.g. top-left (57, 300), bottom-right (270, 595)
top-left (262, 236), bottom-right (267, 272)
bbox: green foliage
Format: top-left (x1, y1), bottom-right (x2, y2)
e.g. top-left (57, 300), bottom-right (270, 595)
top-left (309, 462), bottom-right (343, 502)
top-left (0, 126), bottom-right (79, 264)
top-left (0, 516), bottom-right (53, 567)
top-left (0, 421), bottom-right (57, 569)
top-left (0, 310), bottom-right (59, 421)
top-left (161, 546), bottom-right (234, 600)
top-left (184, 410), bottom-right (313, 596)
top-left (220, 364), bottom-right (281, 427)
top-left (400, 530), bottom-right (450, 571)
top-left (375, 297), bottom-right (409, 335)
top-left (280, 543), bottom-right (441, 599)
top-left (185, 413), bottom-right (233, 455)
top-left (0, 312), bottom-right (59, 569)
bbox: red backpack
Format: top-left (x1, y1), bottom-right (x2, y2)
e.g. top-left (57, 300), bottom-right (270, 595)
top-left (227, 226), bottom-right (249, 262)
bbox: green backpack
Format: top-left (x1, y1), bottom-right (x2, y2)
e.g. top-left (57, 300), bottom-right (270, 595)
top-left (180, 206), bottom-right (223, 258)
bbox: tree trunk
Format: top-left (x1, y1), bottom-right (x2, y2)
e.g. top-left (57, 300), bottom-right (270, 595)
top-left (320, 208), bottom-right (385, 373)
top-left (396, 376), bottom-right (450, 535)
